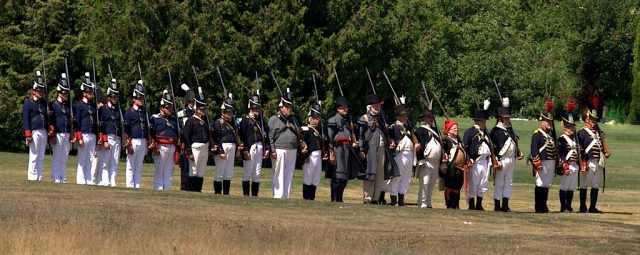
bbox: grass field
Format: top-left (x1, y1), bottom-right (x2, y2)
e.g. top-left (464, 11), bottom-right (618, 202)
top-left (1, 119), bottom-right (639, 254)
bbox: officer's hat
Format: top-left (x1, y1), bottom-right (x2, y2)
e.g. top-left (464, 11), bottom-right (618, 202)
top-left (248, 90), bottom-right (261, 109)
top-left (562, 101), bottom-right (576, 127)
top-left (367, 94), bottom-right (383, 105)
top-left (472, 99), bottom-right (490, 120)
top-left (57, 73), bottom-right (70, 93)
top-left (539, 100), bottom-right (553, 121)
top-left (194, 87), bottom-right (207, 109)
top-left (80, 72), bottom-right (94, 93)
top-left (335, 96), bottom-right (349, 107)
top-left (497, 97), bottom-right (511, 118)
top-left (107, 79), bottom-right (119, 97)
top-left (586, 96), bottom-right (599, 122)
top-left (309, 102), bottom-right (322, 117)
top-left (181, 83), bottom-right (195, 103)
top-left (132, 80), bottom-right (145, 99)
top-left (420, 109), bottom-right (435, 118)
top-left (279, 88), bottom-right (293, 107)
top-left (31, 70), bottom-right (46, 91)
top-left (221, 93), bottom-right (234, 112)
top-left (160, 89), bottom-right (174, 108)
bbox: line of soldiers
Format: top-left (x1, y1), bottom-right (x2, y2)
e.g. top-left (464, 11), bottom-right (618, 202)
top-left (22, 69), bottom-right (611, 212)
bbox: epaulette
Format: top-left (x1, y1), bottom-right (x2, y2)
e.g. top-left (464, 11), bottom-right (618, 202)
top-left (533, 129), bottom-right (539, 134)
top-left (151, 113), bottom-right (161, 118)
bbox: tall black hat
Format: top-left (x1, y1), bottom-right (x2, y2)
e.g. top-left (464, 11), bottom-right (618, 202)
top-left (194, 86), bottom-right (207, 109)
top-left (497, 97), bottom-right (511, 118)
top-left (334, 96), bottom-right (348, 107)
top-left (132, 80), bottom-right (145, 99)
top-left (57, 73), bottom-right (70, 93)
top-left (367, 94), bottom-right (383, 105)
top-left (32, 70), bottom-right (46, 91)
top-left (473, 99), bottom-right (490, 120)
top-left (248, 90), bottom-right (261, 109)
top-left (107, 78), bottom-right (119, 96)
top-left (562, 101), bottom-right (576, 127)
top-left (309, 102), bottom-right (321, 117)
top-left (279, 87), bottom-right (293, 106)
top-left (181, 83), bottom-right (195, 103)
top-left (539, 101), bottom-right (553, 121)
top-left (221, 93), bottom-right (234, 112)
top-left (80, 72), bottom-right (95, 93)
top-left (160, 89), bottom-right (173, 107)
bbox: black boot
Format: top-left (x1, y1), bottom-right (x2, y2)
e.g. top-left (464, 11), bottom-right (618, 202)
top-left (534, 187), bottom-right (543, 213)
top-left (501, 197), bottom-right (511, 212)
top-left (559, 190), bottom-right (567, 212)
top-left (222, 180), bottom-right (231, 195)
top-left (337, 180), bottom-right (347, 203)
top-left (589, 188), bottom-right (602, 213)
top-left (566, 191), bottom-right (574, 212)
top-left (302, 184), bottom-right (309, 200)
top-left (213, 181), bottom-right (222, 194)
top-left (180, 158), bottom-right (189, 191)
top-left (379, 192), bottom-right (387, 205)
top-left (309, 185), bottom-right (317, 200)
top-left (185, 177), bottom-right (195, 192)
top-left (194, 177), bottom-right (204, 192)
top-left (541, 188), bottom-right (550, 213)
top-left (476, 197), bottom-right (484, 211)
top-left (452, 192), bottom-right (460, 209)
top-left (494, 199), bottom-right (501, 212)
top-left (398, 194), bottom-right (406, 206)
top-left (330, 179), bottom-right (339, 202)
top-left (389, 195), bottom-right (398, 206)
top-left (468, 198), bottom-right (476, 210)
top-left (242, 181), bottom-right (250, 196)
top-left (579, 188), bottom-right (588, 213)
top-left (251, 182), bottom-right (260, 197)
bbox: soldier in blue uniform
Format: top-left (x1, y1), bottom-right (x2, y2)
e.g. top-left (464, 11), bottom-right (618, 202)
top-left (97, 79), bottom-right (123, 187)
top-left (239, 92), bottom-right (270, 196)
top-left (530, 101), bottom-right (558, 213)
top-left (325, 97), bottom-right (361, 203)
top-left (300, 102), bottom-right (328, 200)
top-left (558, 101), bottom-right (579, 212)
top-left (48, 73), bottom-right (72, 183)
top-left (177, 84), bottom-right (196, 191)
top-left (212, 93), bottom-right (242, 195)
top-left (183, 91), bottom-right (212, 192)
top-left (414, 108), bottom-right (443, 209)
top-left (463, 100), bottom-right (492, 210)
top-left (490, 98), bottom-right (523, 212)
top-left (124, 80), bottom-right (149, 189)
top-left (23, 71), bottom-right (48, 181)
top-left (150, 90), bottom-right (179, 190)
top-left (577, 99), bottom-right (610, 213)
top-left (74, 72), bottom-right (98, 185)
top-left (388, 101), bottom-right (416, 206)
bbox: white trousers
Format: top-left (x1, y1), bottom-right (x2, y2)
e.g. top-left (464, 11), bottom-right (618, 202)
top-left (579, 159), bottom-right (604, 189)
top-left (98, 134), bottom-right (121, 187)
top-left (494, 156), bottom-right (515, 199)
top-left (153, 144), bottom-right (176, 190)
top-left (76, 133), bottom-right (96, 185)
top-left (242, 143), bottom-right (263, 182)
top-left (27, 129), bottom-right (47, 181)
top-left (417, 158), bottom-right (439, 208)
top-left (214, 143), bottom-right (236, 181)
top-left (535, 160), bottom-right (556, 188)
top-left (126, 138), bottom-right (147, 188)
top-left (302, 150), bottom-right (322, 186)
top-left (90, 144), bottom-right (101, 185)
top-left (51, 132), bottom-right (70, 183)
top-left (560, 162), bottom-right (579, 191)
top-left (189, 142), bottom-right (209, 177)
top-left (468, 157), bottom-right (490, 198)
top-left (389, 150), bottom-right (414, 195)
top-left (272, 149), bottom-right (297, 199)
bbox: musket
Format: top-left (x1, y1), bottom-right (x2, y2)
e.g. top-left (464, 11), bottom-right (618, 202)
top-left (365, 67), bottom-right (376, 94)
top-left (167, 68), bottom-right (180, 136)
top-left (137, 62), bottom-right (154, 151)
top-left (420, 81), bottom-right (446, 174)
top-left (216, 66), bottom-right (243, 153)
top-left (332, 68), bottom-right (359, 148)
top-left (312, 73), bottom-right (328, 161)
top-left (64, 58), bottom-right (76, 143)
top-left (92, 60), bottom-right (102, 140)
top-left (270, 71), bottom-right (284, 96)
top-left (108, 64), bottom-right (127, 151)
top-left (382, 71), bottom-right (418, 146)
top-left (493, 79), bottom-right (523, 159)
top-left (107, 64), bottom-right (125, 130)
top-left (191, 66), bottom-right (212, 130)
top-left (270, 71), bottom-right (305, 150)
top-left (256, 71), bottom-right (266, 137)
top-left (42, 49), bottom-right (50, 123)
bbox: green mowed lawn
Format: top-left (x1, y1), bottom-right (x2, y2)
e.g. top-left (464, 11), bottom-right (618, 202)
top-left (1, 119), bottom-right (639, 254)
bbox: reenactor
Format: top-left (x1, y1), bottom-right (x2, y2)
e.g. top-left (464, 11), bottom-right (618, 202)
top-left (150, 90), bottom-right (179, 190)
top-left (388, 101), bottom-right (415, 206)
top-left (442, 119), bottom-right (469, 209)
top-left (490, 98), bottom-right (523, 212)
top-left (463, 100), bottom-right (492, 210)
top-left (558, 101), bottom-right (579, 212)
top-left (183, 92), bottom-right (212, 192)
top-left (23, 71), bottom-right (49, 181)
top-left (577, 98), bottom-right (611, 213)
top-left (124, 80), bottom-right (149, 189)
top-left (530, 101), bottom-right (558, 213)
top-left (212, 93), bottom-right (242, 195)
top-left (239, 92), bottom-right (270, 197)
top-left (97, 79), bottom-right (123, 187)
top-left (74, 72), bottom-right (98, 185)
top-left (300, 102), bottom-right (327, 200)
top-left (415, 108), bottom-right (442, 209)
top-left (49, 73), bottom-right (72, 183)
top-left (177, 84), bottom-right (196, 190)
top-left (90, 87), bottom-right (106, 185)
top-left (268, 88), bottom-right (307, 199)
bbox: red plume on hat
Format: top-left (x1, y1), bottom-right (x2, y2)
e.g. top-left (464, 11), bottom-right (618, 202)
top-left (591, 96), bottom-right (599, 109)
top-left (545, 100), bottom-right (553, 113)
top-left (566, 101), bottom-right (575, 113)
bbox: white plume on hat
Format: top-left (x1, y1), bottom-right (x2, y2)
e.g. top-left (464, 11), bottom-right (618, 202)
top-left (502, 97), bottom-right (510, 108)
top-left (61, 73), bottom-right (66, 79)
top-left (483, 99), bottom-right (490, 110)
top-left (181, 83), bottom-right (189, 91)
top-left (399, 95), bottom-right (406, 105)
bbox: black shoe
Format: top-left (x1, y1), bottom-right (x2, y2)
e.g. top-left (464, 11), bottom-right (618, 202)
top-left (534, 186), bottom-right (544, 213)
top-left (302, 184), bottom-right (310, 200)
top-left (194, 177), bottom-right (204, 192)
top-left (579, 188), bottom-right (588, 213)
top-left (398, 194), bottom-right (406, 206)
top-left (468, 198), bottom-right (476, 210)
top-left (452, 192), bottom-right (461, 209)
top-left (213, 181), bottom-right (222, 194)
top-left (566, 191), bottom-right (574, 212)
top-left (185, 176), bottom-right (195, 192)
top-left (501, 197), bottom-right (511, 212)
top-left (242, 181), bottom-right (250, 196)
top-left (589, 188), bottom-right (603, 213)
top-left (251, 182), bottom-right (260, 197)
top-left (222, 180), bottom-right (231, 195)
top-left (337, 180), bottom-right (347, 203)
top-left (379, 192), bottom-right (387, 205)
top-left (541, 188), bottom-right (550, 213)
top-left (330, 179), bottom-right (339, 202)
top-left (309, 185), bottom-right (317, 200)
top-left (389, 195), bottom-right (398, 206)
top-left (476, 197), bottom-right (484, 211)
top-left (559, 190), bottom-right (567, 212)
top-left (494, 199), bottom-right (501, 212)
